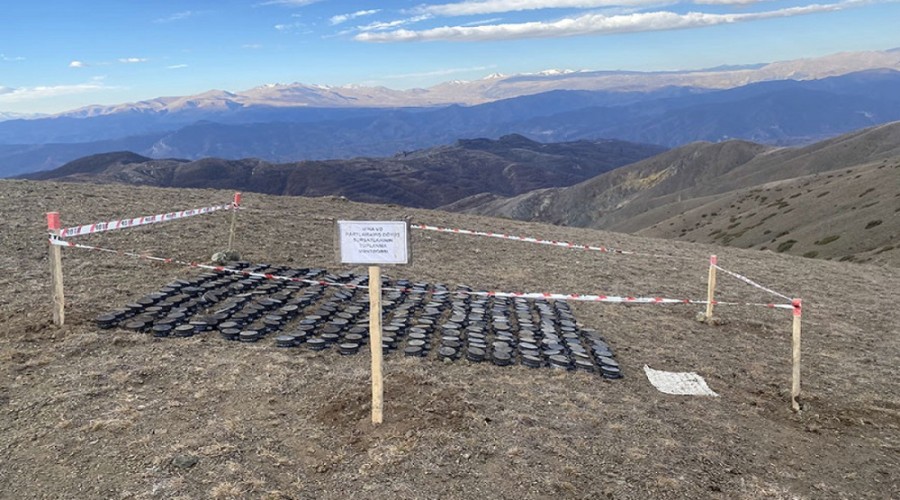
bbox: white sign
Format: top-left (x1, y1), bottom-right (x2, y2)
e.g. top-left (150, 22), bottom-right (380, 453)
top-left (337, 220), bottom-right (409, 265)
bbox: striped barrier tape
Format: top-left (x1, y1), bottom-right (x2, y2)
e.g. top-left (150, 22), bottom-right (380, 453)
top-left (56, 201), bottom-right (238, 238)
top-left (713, 264), bottom-right (792, 302)
top-left (411, 223), bottom-right (691, 260)
top-left (49, 238), bottom-right (793, 310)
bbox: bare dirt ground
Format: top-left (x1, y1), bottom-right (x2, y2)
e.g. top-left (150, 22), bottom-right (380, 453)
top-left (1, 180), bottom-right (897, 499)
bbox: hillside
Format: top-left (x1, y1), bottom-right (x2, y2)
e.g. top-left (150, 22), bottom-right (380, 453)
top-left (22, 135), bottom-right (665, 209)
top-left (0, 180), bottom-right (897, 498)
top-left (451, 122), bottom-right (900, 266)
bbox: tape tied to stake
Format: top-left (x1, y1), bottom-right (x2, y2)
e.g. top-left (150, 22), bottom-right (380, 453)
top-left (50, 238), bottom-right (794, 311)
top-left (713, 264), bottom-right (793, 302)
top-left (57, 201), bottom-right (237, 238)
top-left (411, 223), bottom-right (692, 260)
top-left (792, 298), bottom-right (802, 317)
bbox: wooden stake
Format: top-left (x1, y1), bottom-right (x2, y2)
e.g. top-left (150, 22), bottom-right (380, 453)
top-left (705, 255), bottom-right (717, 320)
top-left (368, 265), bottom-right (384, 424)
top-left (47, 212), bottom-right (65, 326)
top-left (227, 192), bottom-right (241, 252)
top-left (791, 298), bottom-right (802, 412)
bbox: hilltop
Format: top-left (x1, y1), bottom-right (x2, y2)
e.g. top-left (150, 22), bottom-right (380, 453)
top-left (0, 179), bottom-right (897, 498)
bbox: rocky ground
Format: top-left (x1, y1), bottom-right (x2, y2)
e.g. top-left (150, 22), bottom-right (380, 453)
top-left (0, 180), bottom-right (897, 499)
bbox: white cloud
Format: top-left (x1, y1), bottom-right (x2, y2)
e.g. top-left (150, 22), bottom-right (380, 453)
top-left (167, 64), bottom-right (189, 69)
top-left (0, 83), bottom-right (109, 103)
top-left (154, 10), bottom-right (195, 23)
top-left (696, 0), bottom-right (776, 3)
top-left (330, 9), bottom-right (381, 25)
top-left (118, 57), bottom-right (148, 64)
top-left (1, 54), bottom-right (25, 62)
top-left (358, 2), bottom-right (855, 42)
top-left (242, 43), bottom-right (264, 49)
top-left (358, 14), bottom-right (433, 32)
top-left (418, 0), bottom-right (788, 15)
top-left (69, 60), bottom-right (87, 68)
top-left (275, 22), bottom-right (302, 31)
top-left (462, 17), bottom-right (505, 26)
top-left (419, 0), bottom-right (662, 16)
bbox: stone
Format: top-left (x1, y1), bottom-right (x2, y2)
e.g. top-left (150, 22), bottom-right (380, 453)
top-left (172, 454), bottom-right (199, 469)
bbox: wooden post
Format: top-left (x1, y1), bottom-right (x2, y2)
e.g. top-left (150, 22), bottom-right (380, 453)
top-left (791, 298), bottom-right (802, 412)
top-left (368, 265), bottom-right (384, 424)
top-left (705, 255), bottom-right (717, 320)
top-left (47, 212), bottom-right (65, 326)
top-left (227, 192), bottom-right (241, 252)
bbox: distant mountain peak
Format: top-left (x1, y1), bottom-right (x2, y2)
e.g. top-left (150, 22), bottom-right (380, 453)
top-left (34, 47), bottom-right (900, 118)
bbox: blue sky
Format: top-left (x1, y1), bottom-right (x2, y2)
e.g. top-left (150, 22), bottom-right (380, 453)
top-left (1, 0), bottom-right (898, 114)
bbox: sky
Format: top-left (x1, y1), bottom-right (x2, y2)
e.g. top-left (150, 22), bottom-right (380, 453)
top-left (1, 0), bottom-right (898, 114)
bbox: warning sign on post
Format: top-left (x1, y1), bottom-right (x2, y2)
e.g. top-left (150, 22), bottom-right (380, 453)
top-left (337, 220), bottom-right (409, 265)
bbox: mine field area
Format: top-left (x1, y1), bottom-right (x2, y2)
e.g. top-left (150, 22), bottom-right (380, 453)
top-left (0, 180), bottom-right (897, 499)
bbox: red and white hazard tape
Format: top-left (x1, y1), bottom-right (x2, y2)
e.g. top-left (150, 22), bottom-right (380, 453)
top-left (49, 238), bottom-right (792, 310)
top-left (713, 264), bottom-right (792, 302)
top-left (411, 223), bottom-right (690, 260)
top-left (57, 202), bottom-right (237, 238)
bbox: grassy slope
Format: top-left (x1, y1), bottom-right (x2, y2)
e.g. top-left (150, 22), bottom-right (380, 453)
top-left (634, 160), bottom-right (900, 265)
top-left (451, 122), bottom-right (900, 265)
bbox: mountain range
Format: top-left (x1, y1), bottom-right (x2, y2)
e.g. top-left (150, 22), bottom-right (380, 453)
top-left (2, 49), bottom-right (900, 177)
top-left (32, 47), bottom-right (900, 116)
top-left (25, 122), bottom-right (899, 266)
top-left (23, 135), bottom-right (664, 209)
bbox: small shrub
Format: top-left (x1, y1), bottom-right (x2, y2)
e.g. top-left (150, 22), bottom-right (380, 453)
top-left (875, 245), bottom-right (895, 254)
top-left (865, 220), bottom-right (883, 229)
top-left (858, 188), bottom-right (875, 198)
top-left (803, 251), bottom-right (819, 258)
top-left (777, 240), bottom-right (797, 252)
top-left (763, 230), bottom-right (772, 235)
top-left (816, 191), bottom-right (830, 198)
top-left (815, 235), bottom-right (840, 245)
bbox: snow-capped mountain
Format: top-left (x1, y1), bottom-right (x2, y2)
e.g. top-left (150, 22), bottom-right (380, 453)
top-left (47, 48), bottom-right (900, 118)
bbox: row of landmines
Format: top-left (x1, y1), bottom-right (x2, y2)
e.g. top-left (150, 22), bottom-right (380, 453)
top-left (95, 262), bottom-right (624, 378)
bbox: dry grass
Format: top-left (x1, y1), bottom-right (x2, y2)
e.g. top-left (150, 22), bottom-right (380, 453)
top-left (0, 180), bottom-right (898, 499)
